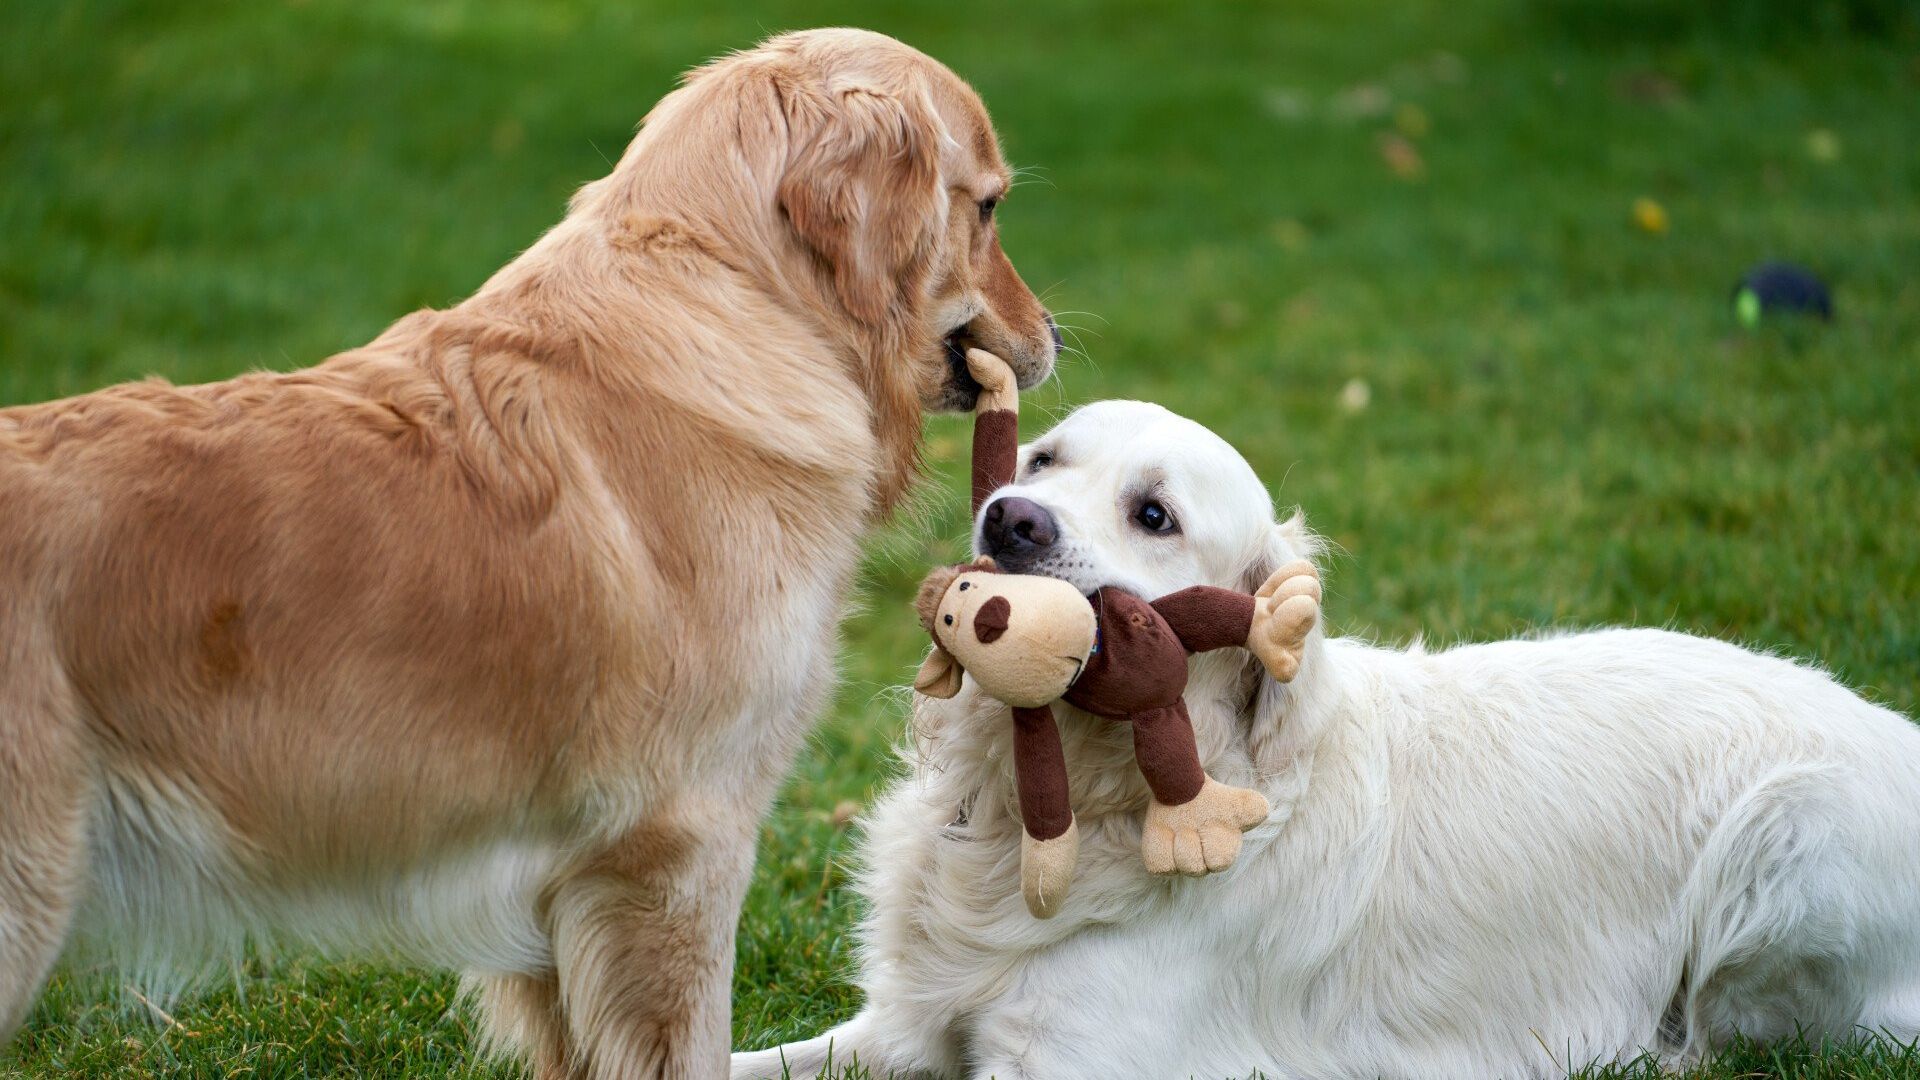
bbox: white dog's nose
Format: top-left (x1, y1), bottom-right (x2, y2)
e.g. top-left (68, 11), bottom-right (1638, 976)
top-left (981, 496), bottom-right (1057, 561)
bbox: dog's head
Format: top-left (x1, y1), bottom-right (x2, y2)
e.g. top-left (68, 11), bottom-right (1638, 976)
top-left (628, 30), bottom-right (1055, 411)
top-left (973, 401), bottom-right (1308, 600)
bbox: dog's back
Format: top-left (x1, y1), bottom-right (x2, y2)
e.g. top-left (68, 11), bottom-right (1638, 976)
top-left (1352, 628), bottom-right (1920, 1064)
top-left (0, 339), bottom-right (612, 1000)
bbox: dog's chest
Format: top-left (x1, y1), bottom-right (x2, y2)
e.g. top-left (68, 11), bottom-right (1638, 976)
top-left (575, 526), bottom-right (860, 803)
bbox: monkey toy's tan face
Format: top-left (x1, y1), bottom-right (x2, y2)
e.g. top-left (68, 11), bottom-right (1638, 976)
top-left (915, 568), bottom-right (1097, 708)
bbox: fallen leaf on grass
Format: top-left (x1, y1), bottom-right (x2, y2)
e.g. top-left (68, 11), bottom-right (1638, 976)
top-left (1632, 197), bottom-right (1669, 235)
top-left (1377, 132), bottom-right (1425, 179)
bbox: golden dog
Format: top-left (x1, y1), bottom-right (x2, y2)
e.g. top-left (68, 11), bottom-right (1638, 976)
top-left (0, 28), bottom-right (1054, 1078)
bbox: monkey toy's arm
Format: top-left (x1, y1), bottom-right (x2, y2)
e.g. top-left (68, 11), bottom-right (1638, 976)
top-left (1150, 587), bottom-right (1257, 654)
top-left (1009, 703), bottom-right (1076, 917)
top-left (1153, 564), bottom-right (1324, 685)
top-left (1009, 705), bottom-right (1073, 844)
top-left (966, 349), bottom-right (1021, 515)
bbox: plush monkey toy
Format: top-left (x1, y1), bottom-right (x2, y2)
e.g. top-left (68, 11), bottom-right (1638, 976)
top-left (915, 351), bottom-right (1322, 918)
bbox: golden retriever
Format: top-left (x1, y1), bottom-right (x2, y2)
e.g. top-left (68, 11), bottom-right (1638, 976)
top-left (0, 28), bottom-right (1055, 1079)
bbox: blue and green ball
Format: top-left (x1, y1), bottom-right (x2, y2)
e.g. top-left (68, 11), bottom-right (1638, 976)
top-left (1733, 262), bottom-right (1832, 328)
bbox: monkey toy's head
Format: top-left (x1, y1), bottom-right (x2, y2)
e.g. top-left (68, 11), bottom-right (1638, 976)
top-left (913, 557), bottom-right (1098, 708)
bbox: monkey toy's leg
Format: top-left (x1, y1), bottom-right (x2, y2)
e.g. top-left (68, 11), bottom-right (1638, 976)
top-left (1011, 705), bottom-right (1080, 918)
top-left (1132, 701), bottom-right (1270, 877)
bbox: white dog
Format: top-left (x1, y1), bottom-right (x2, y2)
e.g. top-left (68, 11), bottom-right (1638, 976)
top-left (734, 400), bottom-right (1920, 1079)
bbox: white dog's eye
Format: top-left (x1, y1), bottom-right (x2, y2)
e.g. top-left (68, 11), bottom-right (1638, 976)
top-left (1135, 500), bottom-right (1177, 534)
top-left (1028, 452), bottom-right (1052, 473)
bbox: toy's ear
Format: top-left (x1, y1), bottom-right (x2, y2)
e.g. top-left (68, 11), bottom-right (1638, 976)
top-left (914, 565), bottom-right (963, 633)
top-left (914, 644), bottom-right (965, 699)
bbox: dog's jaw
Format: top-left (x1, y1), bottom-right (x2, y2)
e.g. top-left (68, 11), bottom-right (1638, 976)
top-left (931, 319), bottom-right (1057, 412)
top-left (935, 328), bottom-right (984, 411)
top-left (971, 539), bottom-right (1134, 599)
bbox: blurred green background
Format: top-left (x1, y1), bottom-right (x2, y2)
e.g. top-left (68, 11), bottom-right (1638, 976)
top-left (4, 0), bottom-right (1917, 1076)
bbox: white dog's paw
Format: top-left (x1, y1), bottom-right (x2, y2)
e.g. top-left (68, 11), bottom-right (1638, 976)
top-left (1250, 559), bottom-right (1321, 683)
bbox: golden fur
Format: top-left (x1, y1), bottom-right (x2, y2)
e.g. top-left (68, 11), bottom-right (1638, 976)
top-left (0, 29), bottom-right (1053, 1079)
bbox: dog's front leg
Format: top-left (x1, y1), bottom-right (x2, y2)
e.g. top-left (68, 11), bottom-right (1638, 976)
top-left (466, 971), bottom-right (571, 1080)
top-left (547, 802), bottom-right (758, 1080)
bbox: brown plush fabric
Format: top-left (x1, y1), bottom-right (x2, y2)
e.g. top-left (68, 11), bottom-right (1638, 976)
top-left (1059, 587), bottom-right (1258, 808)
top-left (1064, 589), bottom-right (1191, 718)
top-left (1128, 701), bottom-right (1207, 807)
top-left (973, 595), bottom-right (1011, 643)
top-left (1012, 704), bottom-right (1074, 840)
top-left (971, 407), bottom-right (1019, 514)
top-left (1151, 586), bottom-right (1256, 654)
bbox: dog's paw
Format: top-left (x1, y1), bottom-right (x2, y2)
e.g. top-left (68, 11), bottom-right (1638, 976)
top-left (1141, 778), bottom-right (1270, 877)
top-left (1020, 819), bottom-right (1080, 918)
top-left (1250, 559), bottom-right (1321, 683)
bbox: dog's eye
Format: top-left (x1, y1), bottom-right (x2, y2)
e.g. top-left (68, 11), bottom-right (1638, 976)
top-left (978, 197), bottom-right (997, 224)
top-left (1028, 452), bottom-right (1052, 473)
top-left (944, 614), bottom-right (954, 626)
top-left (1135, 500), bottom-right (1177, 534)
top-left (958, 582), bottom-right (970, 591)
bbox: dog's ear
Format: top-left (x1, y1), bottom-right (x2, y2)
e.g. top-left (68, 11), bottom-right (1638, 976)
top-left (1240, 511), bottom-right (1329, 750)
top-left (914, 644), bottom-right (965, 699)
top-left (777, 76), bottom-right (943, 325)
top-left (1238, 511), bottom-right (1324, 595)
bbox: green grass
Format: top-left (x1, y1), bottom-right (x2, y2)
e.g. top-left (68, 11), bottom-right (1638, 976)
top-left (4, 0), bottom-right (1917, 1076)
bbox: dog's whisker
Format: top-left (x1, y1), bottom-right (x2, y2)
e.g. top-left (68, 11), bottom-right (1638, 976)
top-left (1053, 329), bottom-right (1100, 358)
top-left (1055, 326), bottom-right (1095, 354)
top-left (1007, 164), bottom-right (1055, 190)
top-left (1051, 332), bottom-right (1097, 372)
top-left (1045, 310), bottom-right (1109, 326)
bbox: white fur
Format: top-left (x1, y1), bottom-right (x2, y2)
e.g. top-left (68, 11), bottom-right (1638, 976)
top-left (72, 763), bottom-right (562, 1003)
top-left (735, 401), bottom-right (1920, 1079)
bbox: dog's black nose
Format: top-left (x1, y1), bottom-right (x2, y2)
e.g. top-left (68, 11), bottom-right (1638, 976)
top-left (1045, 312), bottom-right (1064, 355)
top-left (982, 496), bottom-right (1057, 558)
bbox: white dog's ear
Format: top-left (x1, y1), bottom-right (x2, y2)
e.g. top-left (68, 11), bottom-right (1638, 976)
top-left (914, 644), bottom-right (965, 699)
top-left (1239, 511), bottom-right (1323, 595)
top-left (776, 76), bottom-right (943, 326)
top-left (1241, 512), bottom-right (1329, 761)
